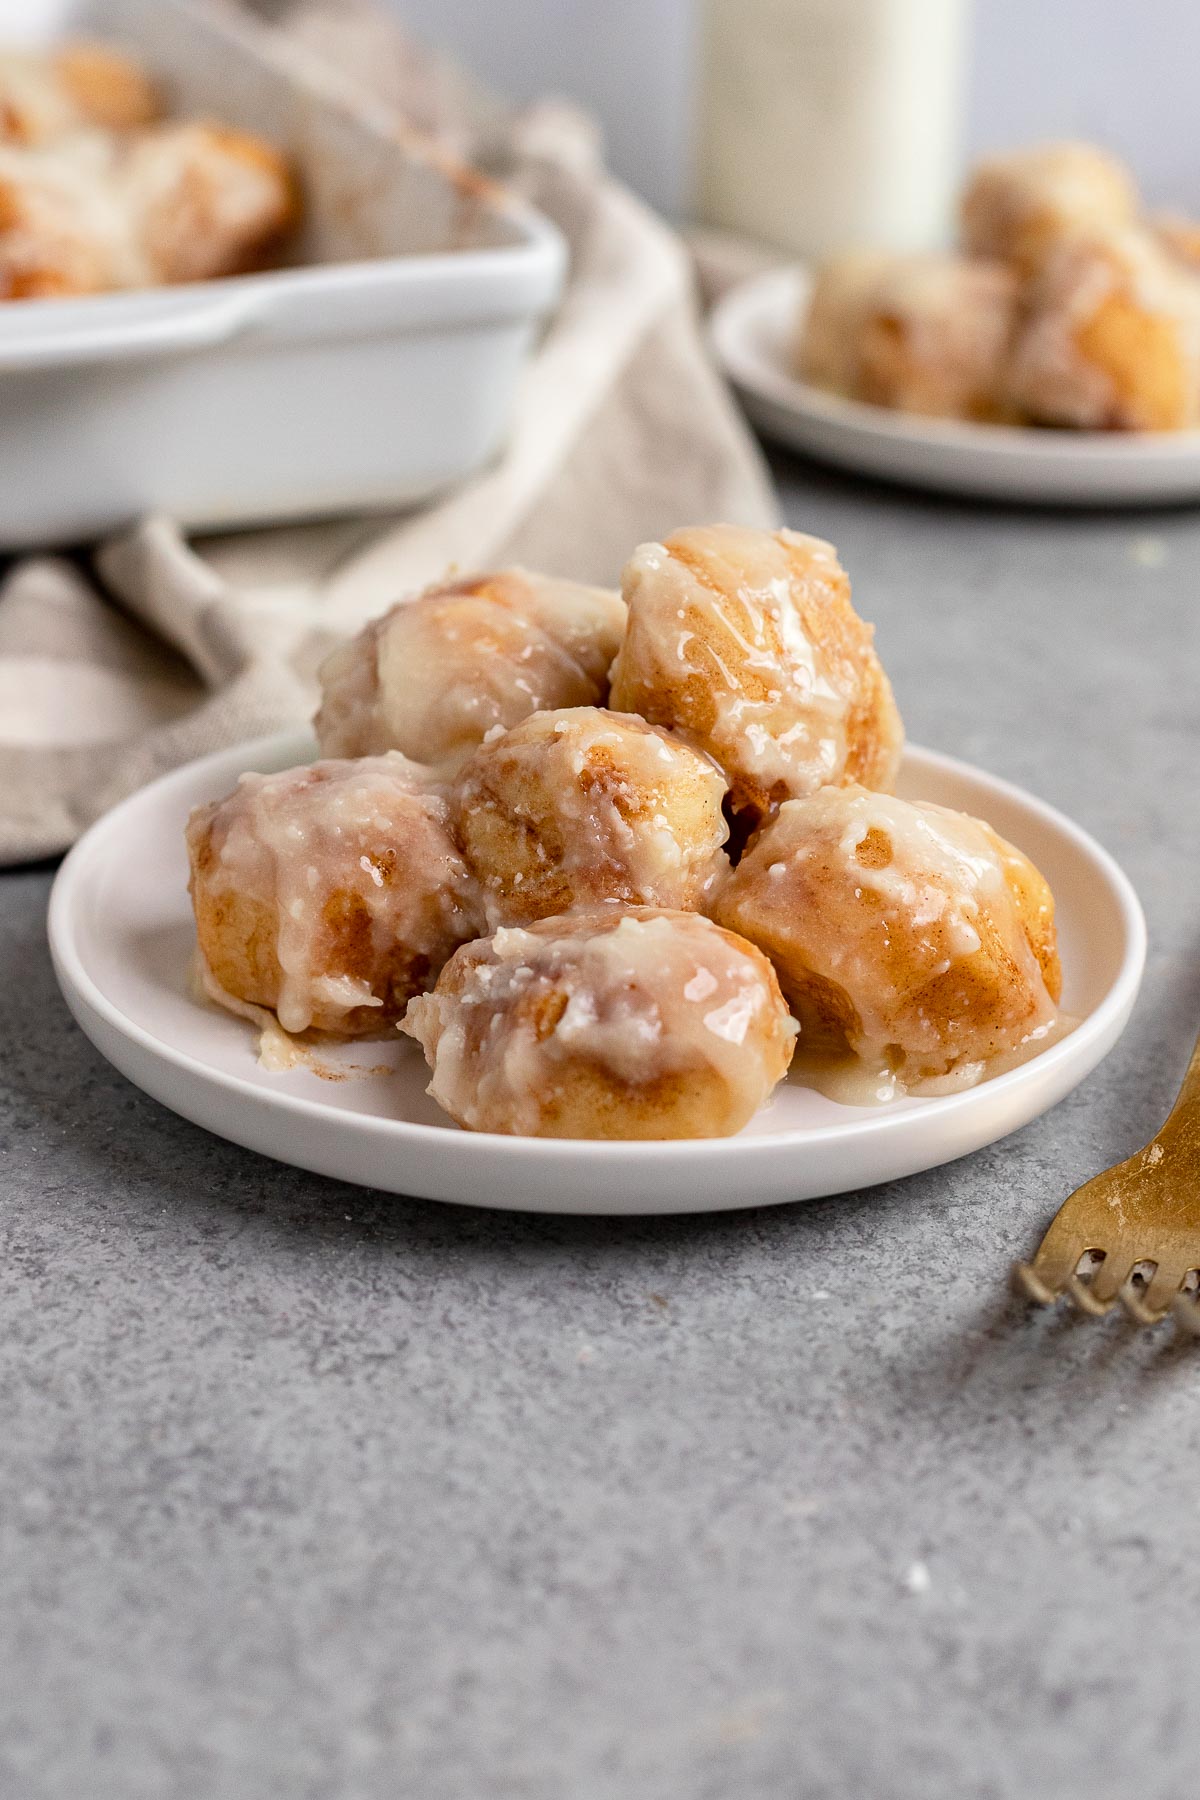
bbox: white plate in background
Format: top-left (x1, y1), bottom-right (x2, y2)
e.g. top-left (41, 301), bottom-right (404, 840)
top-left (48, 731), bottom-right (1145, 1216)
top-left (712, 266), bottom-right (1200, 506)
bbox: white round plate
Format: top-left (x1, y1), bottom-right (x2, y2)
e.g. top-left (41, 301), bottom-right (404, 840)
top-left (711, 265), bottom-right (1200, 506)
top-left (49, 731), bottom-right (1145, 1216)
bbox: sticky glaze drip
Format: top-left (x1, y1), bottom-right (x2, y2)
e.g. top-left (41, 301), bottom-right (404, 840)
top-left (713, 785), bottom-right (1062, 1091)
top-left (609, 524), bottom-right (903, 815)
top-left (187, 753), bottom-right (480, 1038)
top-left (315, 570), bottom-right (627, 772)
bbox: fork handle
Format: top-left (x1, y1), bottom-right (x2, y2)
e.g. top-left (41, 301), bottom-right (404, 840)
top-left (1158, 1023), bottom-right (1200, 1149)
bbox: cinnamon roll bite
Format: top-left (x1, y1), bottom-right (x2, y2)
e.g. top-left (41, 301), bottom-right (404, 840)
top-left (1006, 226), bottom-right (1200, 430)
top-left (315, 570), bottom-right (627, 774)
top-left (0, 118), bottom-right (296, 301)
top-left (124, 121), bottom-right (298, 285)
top-left (798, 251), bottom-right (1020, 421)
top-left (1153, 211), bottom-right (1200, 275)
top-left (402, 908), bottom-right (798, 1138)
top-left (187, 755), bottom-right (479, 1038)
top-left (0, 136), bottom-right (129, 299)
top-left (607, 524), bottom-right (902, 827)
top-left (711, 785), bottom-right (1061, 1091)
top-left (961, 141), bottom-right (1138, 273)
top-left (0, 42), bottom-right (160, 146)
top-left (453, 707), bottom-right (729, 929)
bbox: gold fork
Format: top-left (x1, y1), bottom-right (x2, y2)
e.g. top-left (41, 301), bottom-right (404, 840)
top-left (1015, 1024), bottom-right (1200, 1330)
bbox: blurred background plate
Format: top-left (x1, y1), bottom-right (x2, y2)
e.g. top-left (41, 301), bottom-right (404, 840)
top-left (712, 266), bottom-right (1200, 506)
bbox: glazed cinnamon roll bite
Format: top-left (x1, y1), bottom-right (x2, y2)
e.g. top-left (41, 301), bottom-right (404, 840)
top-left (961, 141), bottom-right (1138, 273)
top-left (0, 136), bottom-right (130, 299)
top-left (607, 524), bottom-right (902, 827)
top-left (453, 707), bottom-right (729, 928)
top-left (0, 118), bottom-right (296, 301)
top-left (124, 121), bottom-right (298, 285)
top-left (316, 570), bottom-right (627, 774)
top-left (402, 908), bottom-right (797, 1138)
top-left (711, 785), bottom-right (1062, 1091)
top-left (1006, 226), bottom-right (1200, 430)
top-left (797, 251), bottom-right (1020, 421)
top-left (186, 754), bottom-right (479, 1038)
top-left (0, 42), bottom-right (160, 146)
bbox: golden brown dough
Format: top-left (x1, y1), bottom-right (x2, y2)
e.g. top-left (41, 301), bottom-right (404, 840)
top-left (798, 251), bottom-right (1020, 422)
top-left (53, 43), bottom-right (161, 133)
top-left (711, 784), bottom-right (1061, 1087)
top-left (961, 141), bottom-right (1138, 273)
top-left (1154, 212), bottom-right (1200, 274)
top-left (402, 908), bottom-right (797, 1138)
top-left (608, 524), bottom-right (902, 825)
top-left (316, 571), bottom-right (628, 773)
top-left (125, 121), bottom-right (298, 285)
top-left (0, 137), bottom-right (127, 298)
top-left (453, 706), bottom-right (729, 928)
top-left (0, 119), bottom-right (296, 302)
top-left (1006, 226), bottom-right (1200, 430)
top-left (187, 754), bottom-right (480, 1038)
top-left (0, 42), bottom-right (159, 146)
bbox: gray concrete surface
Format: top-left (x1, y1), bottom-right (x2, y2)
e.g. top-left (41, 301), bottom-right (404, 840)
top-left (4, 459), bottom-right (1200, 1799)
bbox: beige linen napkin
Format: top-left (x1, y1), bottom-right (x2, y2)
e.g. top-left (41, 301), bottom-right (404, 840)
top-left (0, 0), bottom-right (776, 866)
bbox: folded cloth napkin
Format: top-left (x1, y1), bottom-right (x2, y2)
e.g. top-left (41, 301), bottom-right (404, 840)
top-left (0, 0), bottom-right (777, 867)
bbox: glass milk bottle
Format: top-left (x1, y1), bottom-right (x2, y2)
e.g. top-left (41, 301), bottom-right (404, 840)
top-left (694, 0), bottom-right (971, 256)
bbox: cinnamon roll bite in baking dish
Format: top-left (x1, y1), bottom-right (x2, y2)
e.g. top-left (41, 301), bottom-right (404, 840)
top-left (0, 42), bottom-right (160, 146)
top-left (316, 571), bottom-right (627, 773)
top-left (0, 38), bottom-right (296, 303)
top-left (402, 909), bottom-right (797, 1139)
top-left (0, 119), bottom-right (296, 300)
top-left (608, 524), bottom-right (902, 826)
top-left (187, 755), bottom-right (479, 1038)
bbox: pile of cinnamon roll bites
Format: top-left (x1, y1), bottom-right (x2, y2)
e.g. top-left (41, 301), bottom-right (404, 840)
top-left (187, 524), bottom-right (1063, 1139)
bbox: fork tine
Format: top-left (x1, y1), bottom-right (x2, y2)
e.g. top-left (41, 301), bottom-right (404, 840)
top-left (1062, 1271), bottom-right (1114, 1317)
top-left (1120, 1262), bottom-right (1189, 1323)
top-left (1171, 1291), bottom-right (1200, 1336)
top-left (1087, 1251), bottom-right (1139, 1306)
top-left (1012, 1214), bottom-right (1092, 1304)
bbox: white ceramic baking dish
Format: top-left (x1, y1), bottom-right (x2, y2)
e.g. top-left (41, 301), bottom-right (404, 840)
top-left (0, 0), bottom-right (566, 548)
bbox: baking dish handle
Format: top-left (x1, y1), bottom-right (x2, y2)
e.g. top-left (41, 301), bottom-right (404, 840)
top-left (0, 286), bottom-right (266, 375)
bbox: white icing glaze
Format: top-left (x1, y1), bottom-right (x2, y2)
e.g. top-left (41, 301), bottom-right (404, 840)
top-left (402, 908), bottom-right (797, 1139)
top-left (187, 753), bottom-right (479, 1036)
top-left (713, 785), bottom-right (1060, 1088)
top-left (315, 570), bottom-right (627, 773)
top-left (453, 706), bottom-right (730, 929)
top-left (609, 524), bottom-right (902, 815)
